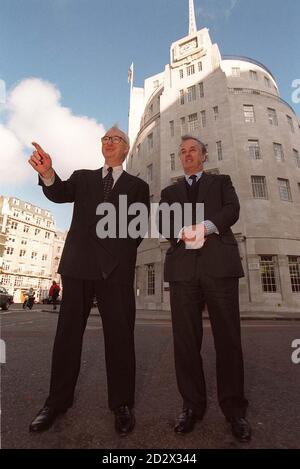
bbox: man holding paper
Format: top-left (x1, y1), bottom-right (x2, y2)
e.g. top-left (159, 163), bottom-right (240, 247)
top-left (159, 135), bottom-right (251, 442)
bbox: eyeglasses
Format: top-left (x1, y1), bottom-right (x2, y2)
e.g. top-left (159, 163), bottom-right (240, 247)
top-left (101, 136), bottom-right (126, 145)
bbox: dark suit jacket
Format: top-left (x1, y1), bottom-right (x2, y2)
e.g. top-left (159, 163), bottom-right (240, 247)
top-left (39, 168), bottom-right (150, 284)
top-left (160, 172), bottom-right (244, 281)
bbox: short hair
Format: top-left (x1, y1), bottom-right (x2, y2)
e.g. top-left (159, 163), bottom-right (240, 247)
top-left (180, 135), bottom-right (207, 155)
top-left (107, 124), bottom-right (130, 146)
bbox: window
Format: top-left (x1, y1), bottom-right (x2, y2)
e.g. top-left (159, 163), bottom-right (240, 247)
top-left (187, 85), bottom-right (196, 102)
top-left (14, 276), bottom-right (22, 287)
top-left (147, 133), bottom-right (153, 151)
top-left (289, 256), bottom-right (300, 292)
top-left (264, 76), bottom-right (271, 88)
top-left (13, 211), bottom-right (19, 218)
top-left (153, 80), bottom-right (159, 89)
top-left (251, 176), bottom-right (268, 199)
top-left (267, 108), bottom-right (278, 126)
top-left (259, 256), bottom-right (278, 292)
top-left (188, 113), bottom-right (198, 132)
top-left (170, 154), bottom-right (176, 171)
top-left (232, 67), bottom-right (240, 77)
top-left (147, 164), bottom-right (153, 183)
top-left (31, 252), bottom-right (38, 260)
top-left (278, 178), bottom-right (292, 202)
top-left (25, 203), bottom-right (31, 209)
top-left (36, 218), bottom-right (41, 225)
top-left (244, 105), bottom-right (255, 123)
top-left (35, 228), bottom-right (40, 236)
top-left (21, 239), bottom-right (27, 245)
top-left (199, 82), bottom-right (204, 98)
top-left (46, 221), bottom-right (52, 228)
top-left (12, 198), bottom-right (20, 205)
top-left (45, 231), bottom-right (50, 239)
top-left (19, 249), bottom-right (26, 257)
top-left (199, 110), bottom-right (206, 128)
top-left (179, 69), bottom-right (184, 79)
top-left (180, 117), bottom-right (186, 135)
top-left (273, 143), bottom-right (284, 162)
top-left (187, 65), bottom-right (195, 76)
top-left (35, 207), bottom-right (41, 214)
top-left (6, 247), bottom-right (14, 255)
top-left (216, 141), bottom-right (223, 161)
top-left (11, 221), bottom-right (18, 230)
top-left (198, 61), bottom-right (202, 72)
top-left (248, 140), bottom-right (261, 160)
top-left (147, 264), bottom-right (155, 296)
top-left (169, 120), bottom-right (174, 137)
top-left (293, 149), bottom-right (300, 168)
top-left (23, 225), bottom-right (29, 233)
top-left (213, 106), bottom-right (219, 121)
top-left (287, 115), bottom-right (294, 133)
top-left (250, 70), bottom-right (258, 80)
top-left (42, 254), bottom-right (48, 261)
top-left (179, 89), bottom-right (185, 105)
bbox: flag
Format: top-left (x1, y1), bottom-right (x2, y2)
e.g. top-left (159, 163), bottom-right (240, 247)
top-left (128, 62), bottom-right (133, 85)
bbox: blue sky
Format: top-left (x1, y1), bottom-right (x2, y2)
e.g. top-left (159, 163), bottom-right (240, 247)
top-left (1, 0), bottom-right (299, 230)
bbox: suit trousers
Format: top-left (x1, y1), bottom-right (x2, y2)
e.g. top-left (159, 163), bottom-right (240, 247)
top-left (45, 275), bottom-right (136, 411)
top-left (169, 258), bottom-right (248, 419)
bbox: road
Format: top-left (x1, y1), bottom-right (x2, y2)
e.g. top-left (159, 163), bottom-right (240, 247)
top-left (1, 309), bottom-right (300, 449)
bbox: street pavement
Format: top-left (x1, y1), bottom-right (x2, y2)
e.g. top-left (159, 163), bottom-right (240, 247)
top-left (1, 308), bottom-right (300, 449)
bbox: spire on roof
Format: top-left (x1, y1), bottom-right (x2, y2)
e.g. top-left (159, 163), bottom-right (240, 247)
top-left (189, 0), bottom-right (197, 36)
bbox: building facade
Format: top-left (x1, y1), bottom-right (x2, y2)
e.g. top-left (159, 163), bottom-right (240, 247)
top-left (0, 196), bottom-right (56, 302)
top-left (127, 0), bottom-right (300, 313)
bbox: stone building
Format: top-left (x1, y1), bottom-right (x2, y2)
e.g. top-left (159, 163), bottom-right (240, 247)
top-left (0, 195), bottom-right (56, 302)
top-left (127, 0), bottom-right (300, 313)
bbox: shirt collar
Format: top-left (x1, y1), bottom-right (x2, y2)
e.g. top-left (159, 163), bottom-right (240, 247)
top-left (184, 171), bottom-right (203, 184)
top-left (103, 164), bottom-right (123, 176)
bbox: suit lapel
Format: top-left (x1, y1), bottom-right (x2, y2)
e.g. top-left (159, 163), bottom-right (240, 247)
top-left (196, 172), bottom-right (214, 202)
top-left (175, 178), bottom-right (189, 203)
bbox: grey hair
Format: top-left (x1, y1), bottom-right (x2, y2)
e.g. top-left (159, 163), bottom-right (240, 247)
top-left (107, 124), bottom-right (130, 146)
top-left (180, 135), bottom-right (207, 155)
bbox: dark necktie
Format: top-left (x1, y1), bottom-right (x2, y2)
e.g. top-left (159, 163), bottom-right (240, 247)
top-left (103, 167), bottom-right (114, 201)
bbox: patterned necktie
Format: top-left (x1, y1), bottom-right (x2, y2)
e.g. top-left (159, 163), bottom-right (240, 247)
top-left (103, 167), bottom-right (114, 201)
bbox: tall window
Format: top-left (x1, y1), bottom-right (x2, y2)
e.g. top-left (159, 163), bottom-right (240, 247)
top-left (153, 80), bottom-right (159, 89)
top-left (45, 232), bottom-right (50, 239)
top-left (278, 178), bottom-right (292, 202)
top-left (31, 252), bottom-right (38, 260)
top-left (147, 264), bottom-right (155, 296)
top-left (248, 140), bottom-right (261, 160)
top-left (259, 256), bottom-right (278, 292)
top-left (188, 113), bottom-right (198, 132)
top-left (199, 82), bottom-right (204, 98)
top-left (187, 65), bottom-right (195, 76)
top-left (213, 106), bottom-right (219, 121)
top-left (287, 115), bottom-right (294, 133)
top-left (6, 247), bottom-right (14, 255)
top-left (264, 76), bottom-right (271, 88)
top-left (170, 153), bottom-right (176, 171)
top-left (147, 133), bottom-right (153, 151)
top-left (179, 89), bottom-right (185, 105)
top-left (244, 105), bottom-right (255, 123)
top-left (250, 70), bottom-right (258, 80)
top-left (273, 143), bottom-right (284, 162)
top-left (267, 108), bottom-right (278, 126)
top-left (180, 117), bottom-right (186, 135)
top-left (11, 222), bottom-right (18, 230)
top-left (288, 256), bottom-right (300, 292)
top-left (147, 164), bottom-right (153, 183)
top-left (200, 110), bottom-right (206, 128)
top-left (251, 176), bottom-right (268, 199)
top-left (232, 67), bottom-right (240, 77)
top-left (293, 149), bottom-right (300, 168)
top-left (19, 249), bottom-right (26, 257)
top-left (198, 61), bottom-right (203, 72)
top-left (216, 141), bottom-right (223, 161)
top-left (169, 120), bottom-right (174, 137)
top-left (179, 69), bottom-right (184, 79)
top-left (187, 85), bottom-right (196, 102)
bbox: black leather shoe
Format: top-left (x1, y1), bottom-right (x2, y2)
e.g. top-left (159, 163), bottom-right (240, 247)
top-left (229, 417), bottom-right (252, 442)
top-left (114, 405), bottom-right (135, 436)
top-left (29, 406), bottom-right (66, 433)
top-left (174, 408), bottom-right (200, 434)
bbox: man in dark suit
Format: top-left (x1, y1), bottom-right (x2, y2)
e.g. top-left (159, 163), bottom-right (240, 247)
top-left (28, 126), bottom-right (150, 435)
top-left (159, 135), bottom-right (251, 442)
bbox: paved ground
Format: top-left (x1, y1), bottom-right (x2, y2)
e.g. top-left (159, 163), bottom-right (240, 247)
top-left (1, 309), bottom-right (300, 449)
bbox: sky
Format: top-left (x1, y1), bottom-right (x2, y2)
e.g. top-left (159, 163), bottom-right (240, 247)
top-left (0, 0), bottom-right (299, 230)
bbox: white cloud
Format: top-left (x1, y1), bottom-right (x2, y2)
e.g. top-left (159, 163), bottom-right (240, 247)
top-left (196, 0), bottom-right (239, 21)
top-left (0, 78), bottom-right (105, 182)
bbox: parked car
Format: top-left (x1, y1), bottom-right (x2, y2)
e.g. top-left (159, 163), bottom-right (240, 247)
top-left (0, 287), bottom-right (13, 310)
